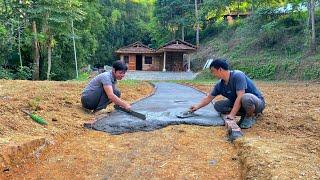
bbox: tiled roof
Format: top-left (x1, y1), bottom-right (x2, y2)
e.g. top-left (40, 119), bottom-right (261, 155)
top-left (115, 41), bottom-right (155, 54)
top-left (157, 39), bottom-right (197, 53)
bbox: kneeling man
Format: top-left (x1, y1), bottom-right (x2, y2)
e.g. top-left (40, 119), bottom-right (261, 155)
top-left (190, 58), bottom-right (265, 129)
top-left (81, 60), bottom-right (131, 112)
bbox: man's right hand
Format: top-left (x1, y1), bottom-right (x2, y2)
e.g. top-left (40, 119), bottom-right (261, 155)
top-left (123, 104), bottom-right (131, 111)
top-left (189, 105), bottom-right (198, 112)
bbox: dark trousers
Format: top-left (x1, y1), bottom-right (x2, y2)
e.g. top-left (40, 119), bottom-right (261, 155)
top-left (214, 93), bottom-right (265, 117)
top-left (81, 88), bottom-right (121, 111)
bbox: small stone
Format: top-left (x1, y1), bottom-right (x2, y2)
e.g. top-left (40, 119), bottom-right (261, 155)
top-left (209, 160), bottom-right (217, 166)
top-left (3, 167), bottom-right (9, 172)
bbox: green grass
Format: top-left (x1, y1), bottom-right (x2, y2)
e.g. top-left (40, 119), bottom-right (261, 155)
top-left (73, 72), bottom-right (90, 81)
top-left (119, 79), bottom-right (142, 86)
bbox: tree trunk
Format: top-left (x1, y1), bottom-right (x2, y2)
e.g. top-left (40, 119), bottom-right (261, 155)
top-left (72, 20), bottom-right (79, 79)
top-left (307, 1), bottom-right (311, 25)
top-left (195, 0), bottom-right (199, 47)
top-left (238, 0), bottom-right (240, 18)
top-left (43, 13), bottom-right (52, 80)
top-left (251, 0), bottom-right (254, 15)
top-left (32, 21), bottom-right (40, 80)
top-left (18, 20), bottom-right (22, 69)
top-left (18, 0), bottom-right (23, 69)
top-left (182, 25), bottom-right (185, 41)
top-left (47, 36), bottom-right (52, 80)
top-left (310, 0), bottom-right (316, 53)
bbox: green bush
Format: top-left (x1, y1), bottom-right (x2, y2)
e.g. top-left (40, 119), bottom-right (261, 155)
top-left (15, 66), bottom-right (33, 80)
top-left (194, 68), bottom-right (213, 80)
top-left (303, 66), bottom-right (320, 80)
top-left (76, 72), bottom-right (90, 81)
top-left (0, 67), bottom-right (14, 79)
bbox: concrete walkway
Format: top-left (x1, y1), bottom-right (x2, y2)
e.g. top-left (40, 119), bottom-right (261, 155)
top-left (90, 82), bottom-right (224, 135)
top-left (124, 71), bottom-right (197, 81)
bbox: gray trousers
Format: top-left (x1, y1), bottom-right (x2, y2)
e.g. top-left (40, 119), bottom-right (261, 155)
top-left (81, 88), bottom-right (121, 111)
top-left (214, 93), bottom-right (265, 117)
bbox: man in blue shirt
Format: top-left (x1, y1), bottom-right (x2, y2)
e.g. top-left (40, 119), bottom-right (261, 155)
top-left (190, 58), bottom-right (265, 129)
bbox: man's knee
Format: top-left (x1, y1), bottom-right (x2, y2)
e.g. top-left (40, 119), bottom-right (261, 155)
top-left (214, 102), bottom-right (224, 113)
top-left (81, 95), bottom-right (95, 110)
top-left (113, 89), bottom-right (121, 98)
top-left (214, 100), bottom-right (232, 114)
top-left (241, 93), bottom-right (264, 115)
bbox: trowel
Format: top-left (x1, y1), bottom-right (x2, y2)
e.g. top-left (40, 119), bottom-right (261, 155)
top-left (176, 110), bottom-right (198, 118)
top-left (114, 105), bottom-right (146, 120)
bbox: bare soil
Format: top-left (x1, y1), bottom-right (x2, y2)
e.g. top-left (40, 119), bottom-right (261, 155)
top-left (0, 80), bottom-right (319, 179)
top-left (187, 81), bottom-right (320, 179)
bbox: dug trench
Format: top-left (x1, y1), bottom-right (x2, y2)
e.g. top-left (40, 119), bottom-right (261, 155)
top-left (1, 80), bottom-right (319, 179)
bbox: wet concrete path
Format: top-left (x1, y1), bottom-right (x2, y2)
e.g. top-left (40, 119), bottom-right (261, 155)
top-left (91, 82), bottom-right (224, 134)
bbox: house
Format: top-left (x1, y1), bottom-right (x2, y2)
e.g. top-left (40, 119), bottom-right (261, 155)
top-left (223, 12), bottom-right (251, 24)
top-left (115, 40), bottom-right (197, 72)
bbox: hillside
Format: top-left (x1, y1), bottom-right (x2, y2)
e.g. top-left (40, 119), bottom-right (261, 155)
top-left (191, 10), bottom-right (320, 81)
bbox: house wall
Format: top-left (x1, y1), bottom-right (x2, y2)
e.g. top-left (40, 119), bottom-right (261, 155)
top-left (163, 52), bottom-right (184, 71)
top-left (142, 55), bottom-right (160, 71)
top-left (119, 53), bottom-right (184, 71)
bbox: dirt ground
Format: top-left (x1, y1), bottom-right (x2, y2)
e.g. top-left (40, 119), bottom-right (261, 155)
top-left (0, 79), bottom-right (319, 179)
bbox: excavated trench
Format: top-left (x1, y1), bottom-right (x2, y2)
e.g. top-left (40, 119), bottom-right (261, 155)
top-left (90, 82), bottom-right (225, 134)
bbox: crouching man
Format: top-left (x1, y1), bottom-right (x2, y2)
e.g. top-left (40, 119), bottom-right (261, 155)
top-left (190, 58), bottom-right (265, 129)
top-left (81, 60), bottom-right (131, 112)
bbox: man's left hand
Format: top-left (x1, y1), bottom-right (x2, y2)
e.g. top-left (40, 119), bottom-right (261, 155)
top-left (226, 114), bottom-right (235, 120)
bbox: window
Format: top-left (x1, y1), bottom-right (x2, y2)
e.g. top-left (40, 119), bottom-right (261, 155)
top-left (144, 56), bottom-right (152, 64)
top-left (124, 56), bottom-right (129, 64)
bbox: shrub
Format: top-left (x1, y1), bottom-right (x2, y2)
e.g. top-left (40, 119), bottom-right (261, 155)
top-left (15, 66), bottom-right (33, 80)
top-left (194, 68), bottom-right (213, 80)
top-left (0, 67), bottom-right (14, 79)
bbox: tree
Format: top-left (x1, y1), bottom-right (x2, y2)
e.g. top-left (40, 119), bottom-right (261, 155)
top-left (153, 0), bottom-right (196, 45)
top-left (195, 0), bottom-right (199, 46)
top-left (31, 20), bottom-right (40, 80)
top-left (309, 0), bottom-right (316, 53)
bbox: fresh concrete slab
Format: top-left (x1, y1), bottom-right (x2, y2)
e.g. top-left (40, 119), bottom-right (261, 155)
top-left (90, 82), bottom-right (224, 134)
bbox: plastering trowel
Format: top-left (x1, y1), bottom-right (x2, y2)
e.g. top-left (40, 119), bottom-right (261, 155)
top-left (176, 110), bottom-right (198, 118)
top-left (114, 105), bottom-right (146, 120)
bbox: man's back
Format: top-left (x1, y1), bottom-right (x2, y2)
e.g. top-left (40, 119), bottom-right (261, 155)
top-left (82, 71), bottom-right (116, 96)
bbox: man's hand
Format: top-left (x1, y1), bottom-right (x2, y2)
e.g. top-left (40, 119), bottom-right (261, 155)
top-left (123, 104), bottom-right (131, 111)
top-left (226, 114), bottom-right (235, 120)
top-left (189, 105), bottom-right (198, 112)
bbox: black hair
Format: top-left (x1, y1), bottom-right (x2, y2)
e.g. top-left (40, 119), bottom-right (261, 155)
top-left (113, 60), bottom-right (128, 72)
top-left (209, 58), bottom-right (229, 70)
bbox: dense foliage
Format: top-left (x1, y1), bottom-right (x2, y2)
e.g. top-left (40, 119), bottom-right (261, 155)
top-left (0, 0), bottom-right (319, 80)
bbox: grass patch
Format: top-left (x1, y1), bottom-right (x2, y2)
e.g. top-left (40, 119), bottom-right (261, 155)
top-left (119, 79), bottom-right (143, 86)
top-left (73, 72), bottom-right (90, 81)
